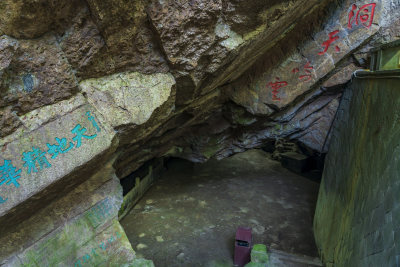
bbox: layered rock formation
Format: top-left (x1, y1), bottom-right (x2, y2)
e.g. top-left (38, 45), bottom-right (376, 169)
top-left (0, 0), bottom-right (399, 266)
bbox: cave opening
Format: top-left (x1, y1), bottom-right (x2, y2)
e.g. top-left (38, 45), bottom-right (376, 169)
top-left (118, 147), bottom-right (325, 267)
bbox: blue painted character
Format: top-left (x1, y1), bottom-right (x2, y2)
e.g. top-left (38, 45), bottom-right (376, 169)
top-left (82, 254), bottom-right (91, 263)
top-left (0, 196), bottom-right (8, 204)
top-left (116, 231), bottom-right (122, 239)
top-left (0, 159), bottom-right (22, 188)
top-left (74, 259), bottom-right (82, 267)
top-left (22, 147), bottom-right (51, 174)
top-left (108, 235), bottom-right (115, 244)
top-left (46, 137), bottom-right (74, 159)
top-left (98, 198), bottom-right (111, 217)
top-left (71, 124), bottom-right (97, 148)
top-left (86, 111), bottom-right (101, 132)
top-left (99, 242), bottom-right (106, 251)
top-left (89, 206), bottom-right (104, 223)
top-left (91, 248), bottom-right (98, 257)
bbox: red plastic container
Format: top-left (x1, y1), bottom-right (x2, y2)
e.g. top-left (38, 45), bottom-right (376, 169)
top-left (234, 227), bottom-right (252, 267)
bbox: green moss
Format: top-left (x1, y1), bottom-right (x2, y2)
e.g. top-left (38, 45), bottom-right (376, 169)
top-left (202, 136), bottom-right (223, 159)
top-left (243, 25), bottom-right (266, 41)
top-left (251, 244), bottom-right (268, 263)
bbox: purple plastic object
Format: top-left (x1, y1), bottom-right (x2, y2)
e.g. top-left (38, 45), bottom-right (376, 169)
top-left (234, 227), bottom-right (252, 267)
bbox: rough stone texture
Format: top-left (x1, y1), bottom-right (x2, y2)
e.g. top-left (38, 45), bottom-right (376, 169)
top-left (0, 34), bottom-right (79, 137)
top-left (0, 0), bottom-right (84, 39)
top-left (0, 0), bottom-right (399, 265)
top-left (0, 159), bottom-right (116, 262)
top-left (59, 2), bottom-right (169, 79)
top-left (113, 88), bottom-right (225, 178)
top-left (166, 87), bottom-right (341, 164)
top-left (2, 0), bottom-right (394, 176)
top-left (0, 96), bottom-right (117, 238)
top-left (58, 7), bottom-right (106, 77)
top-left (0, 144), bottom-right (154, 267)
top-left (314, 73), bottom-right (400, 266)
top-left (228, 0), bottom-right (381, 113)
top-left (147, 0), bottom-right (226, 104)
top-left (6, 181), bottom-right (134, 266)
top-left (80, 72), bottom-right (175, 128)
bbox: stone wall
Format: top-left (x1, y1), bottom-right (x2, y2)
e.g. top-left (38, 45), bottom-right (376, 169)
top-left (314, 71), bottom-right (400, 266)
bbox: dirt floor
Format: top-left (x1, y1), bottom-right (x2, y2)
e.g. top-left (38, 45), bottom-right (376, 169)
top-left (120, 149), bottom-right (321, 267)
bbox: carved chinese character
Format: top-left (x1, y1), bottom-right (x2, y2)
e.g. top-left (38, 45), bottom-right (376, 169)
top-left (22, 147), bottom-right (51, 174)
top-left (0, 196), bottom-right (7, 204)
top-left (267, 78), bottom-right (288, 101)
top-left (47, 137), bottom-right (74, 159)
top-left (318, 30), bottom-right (340, 55)
top-left (298, 62), bottom-right (314, 82)
top-left (348, 3), bottom-right (377, 29)
top-left (0, 159), bottom-right (21, 187)
top-left (71, 124), bottom-right (97, 148)
top-left (86, 111), bottom-right (101, 132)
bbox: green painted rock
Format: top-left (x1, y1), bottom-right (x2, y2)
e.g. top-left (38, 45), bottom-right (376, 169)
top-left (251, 244), bottom-right (269, 263)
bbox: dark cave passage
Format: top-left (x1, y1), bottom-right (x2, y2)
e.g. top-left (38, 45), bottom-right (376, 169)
top-left (120, 150), bottom-right (322, 267)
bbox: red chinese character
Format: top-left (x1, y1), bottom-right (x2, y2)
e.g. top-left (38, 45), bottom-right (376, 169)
top-left (348, 3), bottom-right (376, 29)
top-left (267, 77), bottom-right (288, 101)
top-left (318, 30), bottom-right (340, 55)
top-left (298, 62), bottom-right (314, 82)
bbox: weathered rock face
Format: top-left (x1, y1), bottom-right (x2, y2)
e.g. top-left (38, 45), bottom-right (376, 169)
top-left (80, 72), bottom-right (175, 128)
top-left (0, 0), bottom-right (399, 265)
top-left (60, 2), bottom-right (169, 79)
top-left (0, 0), bottom-right (84, 39)
top-left (0, 35), bottom-right (79, 137)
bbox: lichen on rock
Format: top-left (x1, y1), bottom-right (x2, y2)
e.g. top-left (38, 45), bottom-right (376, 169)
top-left (80, 72), bottom-right (175, 128)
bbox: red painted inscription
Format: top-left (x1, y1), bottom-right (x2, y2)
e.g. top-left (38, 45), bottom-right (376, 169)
top-left (348, 3), bottom-right (376, 29)
top-left (267, 77), bottom-right (288, 101)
